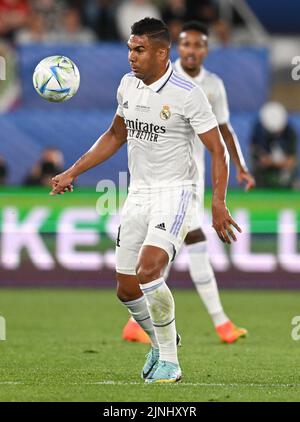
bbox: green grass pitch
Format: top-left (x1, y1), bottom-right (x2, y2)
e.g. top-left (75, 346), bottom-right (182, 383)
top-left (0, 288), bottom-right (300, 402)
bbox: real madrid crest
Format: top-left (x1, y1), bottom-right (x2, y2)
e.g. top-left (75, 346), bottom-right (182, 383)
top-left (160, 105), bottom-right (171, 120)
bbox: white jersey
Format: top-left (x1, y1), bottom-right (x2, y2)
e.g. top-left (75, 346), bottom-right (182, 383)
top-left (116, 62), bottom-right (217, 191)
top-left (173, 59), bottom-right (230, 180)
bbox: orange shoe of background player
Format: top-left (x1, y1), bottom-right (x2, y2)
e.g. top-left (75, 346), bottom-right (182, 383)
top-left (216, 320), bottom-right (248, 344)
top-left (122, 318), bottom-right (151, 344)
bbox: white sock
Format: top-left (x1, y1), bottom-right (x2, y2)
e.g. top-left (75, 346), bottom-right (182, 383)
top-left (186, 241), bottom-right (229, 327)
top-left (140, 277), bottom-right (178, 365)
top-left (122, 295), bottom-right (158, 348)
top-left (163, 262), bottom-right (172, 280)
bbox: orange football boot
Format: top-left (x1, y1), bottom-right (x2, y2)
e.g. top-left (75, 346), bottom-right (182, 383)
top-left (216, 320), bottom-right (248, 344)
top-left (122, 318), bottom-right (151, 344)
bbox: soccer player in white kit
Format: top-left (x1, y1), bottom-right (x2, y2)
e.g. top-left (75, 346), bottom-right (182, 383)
top-left (123, 21), bottom-right (255, 346)
top-left (50, 18), bottom-right (241, 383)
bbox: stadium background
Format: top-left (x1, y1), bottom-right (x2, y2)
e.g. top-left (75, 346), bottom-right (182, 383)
top-left (0, 0), bottom-right (299, 289)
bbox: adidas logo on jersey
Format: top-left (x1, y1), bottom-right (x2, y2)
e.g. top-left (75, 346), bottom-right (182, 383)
top-left (123, 101), bottom-right (129, 109)
top-left (155, 223), bottom-right (166, 231)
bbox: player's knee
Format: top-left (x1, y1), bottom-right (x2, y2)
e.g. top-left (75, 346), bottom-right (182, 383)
top-left (116, 273), bottom-right (141, 302)
top-left (136, 261), bottom-right (162, 284)
top-left (136, 246), bottom-right (169, 284)
top-left (185, 228), bottom-right (206, 245)
top-left (116, 283), bottom-right (138, 302)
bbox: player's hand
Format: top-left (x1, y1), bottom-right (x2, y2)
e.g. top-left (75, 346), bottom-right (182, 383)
top-left (212, 197), bottom-right (242, 244)
top-left (50, 172), bottom-right (74, 196)
top-left (236, 168), bottom-right (256, 192)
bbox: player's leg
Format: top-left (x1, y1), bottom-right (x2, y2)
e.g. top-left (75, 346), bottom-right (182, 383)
top-left (137, 187), bottom-right (194, 383)
top-left (121, 261), bottom-right (175, 345)
top-left (116, 271), bottom-right (161, 379)
top-left (120, 266), bottom-right (151, 346)
top-left (136, 244), bottom-right (181, 383)
top-left (121, 270), bottom-right (151, 345)
top-left (116, 272), bottom-right (158, 347)
top-left (115, 194), bottom-right (161, 379)
top-left (184, 227), bottom-right (247, 343)
top-left (121, 254), bottom-right (174, 345)
top-left (115, 194), bottom-right (159, 346)
top-left (118, 193), bottom-right (152, 343)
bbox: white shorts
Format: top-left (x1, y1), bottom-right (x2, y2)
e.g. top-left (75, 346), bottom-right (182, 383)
top-left (116, 186), bottom-right (195, 275)
top-left (189, 185), bottom-right (205, 232)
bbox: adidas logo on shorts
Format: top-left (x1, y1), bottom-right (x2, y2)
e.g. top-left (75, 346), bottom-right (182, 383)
top-left (155, 223), bottom-right (166, 231)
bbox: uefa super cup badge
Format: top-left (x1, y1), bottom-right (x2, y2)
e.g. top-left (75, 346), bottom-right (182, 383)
top-left (160, 105), bottom-right (171, 120)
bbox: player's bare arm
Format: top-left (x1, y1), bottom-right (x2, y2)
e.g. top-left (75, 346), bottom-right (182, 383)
top-left (50, 114), bottom-right (127, 195)
top-left (219, 123), bottom-right (255, 192)
top-left (199, 126), bottom-right (242, 244)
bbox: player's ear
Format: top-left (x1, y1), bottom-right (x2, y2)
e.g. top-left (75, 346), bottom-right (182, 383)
top-left (157, 47), bottom-right (169, 62)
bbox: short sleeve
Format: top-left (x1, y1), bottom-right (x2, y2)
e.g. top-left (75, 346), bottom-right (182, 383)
top-left (211, 79), bottom-right (230, 125)
top-left (116, 76), bottom-right (126, 118)
top-left (184, 86), bottom-right (218, 135)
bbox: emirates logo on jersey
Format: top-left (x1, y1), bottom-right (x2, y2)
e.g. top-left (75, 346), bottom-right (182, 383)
top-left (160, 105), bottom-right (171, 120)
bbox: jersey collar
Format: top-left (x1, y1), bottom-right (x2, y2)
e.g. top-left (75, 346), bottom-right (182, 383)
top-left (137, 61), bottom-right (173, 93)
top-left (174, 58), bottom-right (206, 83)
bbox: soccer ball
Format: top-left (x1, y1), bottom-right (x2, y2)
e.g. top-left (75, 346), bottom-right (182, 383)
top-left (33, 55), bottom-right (80, 102)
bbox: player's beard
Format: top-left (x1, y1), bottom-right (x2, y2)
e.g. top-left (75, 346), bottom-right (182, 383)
top-left (182, 62), bottom-right (200, 74)
top-left (182, 56), bottom-right (201, 74)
